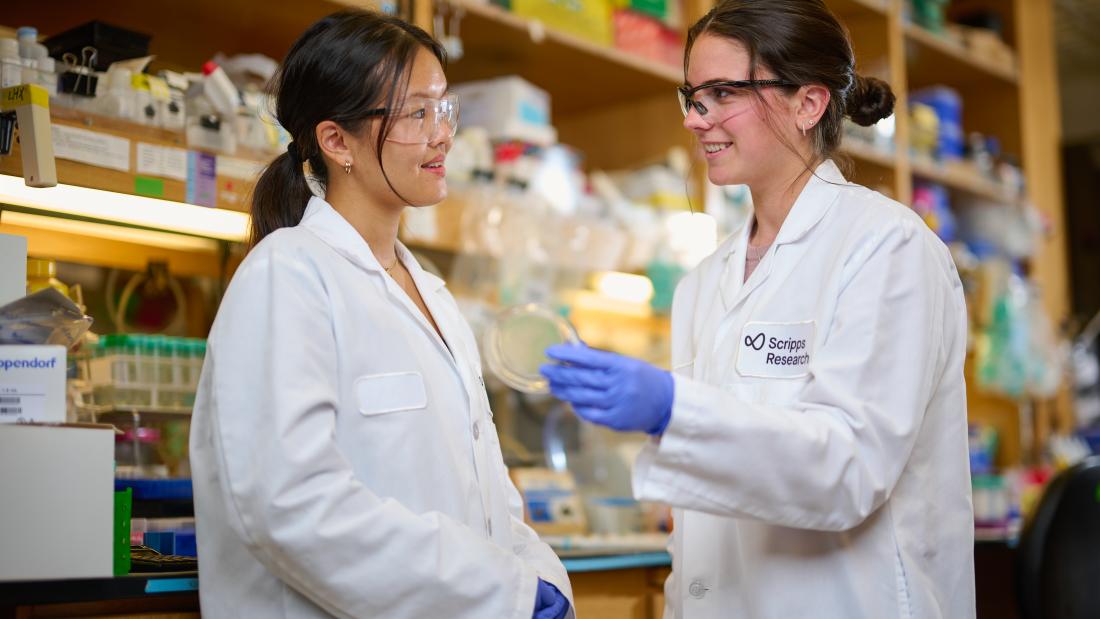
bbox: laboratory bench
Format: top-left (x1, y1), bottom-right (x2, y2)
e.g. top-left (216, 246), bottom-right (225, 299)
top-left (0, 552), bottom-right (671, 619)
top-left (1, 541), bottom-right (1029, 618)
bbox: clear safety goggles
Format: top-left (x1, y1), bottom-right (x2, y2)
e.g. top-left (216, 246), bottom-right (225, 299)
top-left (366, 93), bottom-right (459, 144)
top-left (677, 79), bottom-right (799, 123)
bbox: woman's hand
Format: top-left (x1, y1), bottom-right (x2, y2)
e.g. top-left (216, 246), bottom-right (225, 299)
top-left (541, 344), bottom-right (674, 435)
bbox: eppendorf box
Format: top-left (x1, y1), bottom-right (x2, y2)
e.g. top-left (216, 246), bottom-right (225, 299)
top-left (0, 345), bottom-right (66, 424)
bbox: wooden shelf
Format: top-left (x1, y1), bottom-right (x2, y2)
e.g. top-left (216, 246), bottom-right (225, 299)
top-left (444, 0), bottom-right (681, 117)
top-left (910, 156), bottom-right (1020, 205)
top-left (841, 140), bottom-right (897, 170)
top-left (904, 22), bottom-right (1018, 90)
top-left (4, 0), bottom-right (359, 73)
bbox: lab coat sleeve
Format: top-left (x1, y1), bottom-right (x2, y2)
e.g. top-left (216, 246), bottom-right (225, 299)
top-left (505, 475), bottom-right (576, 617)
top-left (204, 247), bottom-right (539, 619)
top-left (634, 219), bottom-right (961, 531)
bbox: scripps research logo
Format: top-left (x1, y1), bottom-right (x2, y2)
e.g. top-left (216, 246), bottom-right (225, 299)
top-left (0, 357), bottom-right (58, 371)
top-left (744, 333), bottom-right (765, 351)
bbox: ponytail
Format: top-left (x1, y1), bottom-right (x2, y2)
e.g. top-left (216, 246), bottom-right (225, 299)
top-left (249, 150), bottom-right (314, 247)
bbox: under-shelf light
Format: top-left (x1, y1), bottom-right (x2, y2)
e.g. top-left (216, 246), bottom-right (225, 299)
top-left (0, 174), bottom-right (249, 242)
top-left (0, 211), bottom-right (221, 252)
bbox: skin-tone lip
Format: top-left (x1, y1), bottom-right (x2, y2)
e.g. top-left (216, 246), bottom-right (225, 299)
top-left (421, 154), bottom-right (446, 176)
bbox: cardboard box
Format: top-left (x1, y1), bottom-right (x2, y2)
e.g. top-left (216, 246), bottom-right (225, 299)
top-left (0, 423), bottom-right (115, 580)
top-left (451, 77), bottom-right (558, 147)
top-left (0, 345), bottom-right (67, 424)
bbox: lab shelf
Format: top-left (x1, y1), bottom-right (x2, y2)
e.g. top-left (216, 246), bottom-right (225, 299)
top-left (910, 156), bottom-right (1022, 205)
top-left (841, 140), bottom-right (898, 171)
top-left (443, 0), bottom-right (681, 117)
top-left (904, 22), bottom-right (1019, 90)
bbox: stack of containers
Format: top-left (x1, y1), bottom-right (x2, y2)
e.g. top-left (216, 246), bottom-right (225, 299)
top-left (910, 86), bottom-right (964, 161)
top-left (88, 335), bottom-right (206, 412)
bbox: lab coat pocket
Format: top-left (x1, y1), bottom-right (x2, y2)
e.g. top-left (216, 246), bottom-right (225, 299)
top-left (355, 372), bottom-right (428, 416)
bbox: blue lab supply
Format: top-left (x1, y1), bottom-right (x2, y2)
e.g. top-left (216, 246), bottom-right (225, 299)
top-left (912, 182), bottom-right (956, 242)
top-left (910, 87), bottom-right (964, 160)
top-left (534, 579), bottom-right (570, 619)
top-left (968, 424), bottom-right (998, 475)
top-left (143, 530), bottom-right (176, 555)
top-left (114, 478), bottom-right (193, 501)
top-left (1082, 427), bottom-right (1100, 455)
top-left (173, 530), bottom-right (197, 557)
top-left (541, 344), bottom-right (674, 435)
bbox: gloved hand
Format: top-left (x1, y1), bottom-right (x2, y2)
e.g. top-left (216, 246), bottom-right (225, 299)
top-left (534, 578), bottom-right (570, 619)
top-left (540, 343), bottom-right (674, 435)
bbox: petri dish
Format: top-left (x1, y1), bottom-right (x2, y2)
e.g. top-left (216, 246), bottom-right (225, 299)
top-left (483, 304), bottom-right (580, 394)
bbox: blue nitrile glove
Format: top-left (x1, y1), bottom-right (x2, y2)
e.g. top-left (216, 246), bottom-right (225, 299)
top-left (534, 578), bottom-right (570, 619)
top-left (540, 343), bottom-right (674, 435)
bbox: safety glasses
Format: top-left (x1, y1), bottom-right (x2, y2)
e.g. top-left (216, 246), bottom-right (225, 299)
top-left (677, 79), bottom-right (800, 121)
top-left (365, 93), bottom-right (460, 144)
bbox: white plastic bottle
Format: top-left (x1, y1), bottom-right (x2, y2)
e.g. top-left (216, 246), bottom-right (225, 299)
top-left (0, 38), bottom-right (22, 88)
top-left (15, 27), bottom-right (38, 60)
top-left (201, 60), bottom-right (239, 118)
top-left (96, 68), bottom-right (134, 120)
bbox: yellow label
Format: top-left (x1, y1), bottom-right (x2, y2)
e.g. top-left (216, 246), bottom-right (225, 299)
top-left (0, 83), bottom-right (50, 111)
top-left (131, 73), bottom-right (151, 91)
top-left (146, 76), bottom-right (171, 101)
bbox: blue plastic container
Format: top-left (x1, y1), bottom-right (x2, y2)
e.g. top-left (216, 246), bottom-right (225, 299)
top-left (911, 87), bottom-right (964, 160)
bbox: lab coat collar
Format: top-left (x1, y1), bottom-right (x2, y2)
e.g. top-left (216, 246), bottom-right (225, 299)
top-left (723, 159), bottom-right (846, 258)
top-left (299, 197), bottom-right (444, 291)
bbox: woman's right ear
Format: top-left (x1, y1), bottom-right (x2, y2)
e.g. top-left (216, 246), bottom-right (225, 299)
top-left (315, 120), bottom-right (352, 171)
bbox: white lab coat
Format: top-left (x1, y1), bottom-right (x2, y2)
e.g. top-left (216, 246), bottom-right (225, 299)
top-left (190, 196), bottom-right (573, 618)
top-left (634, 161), bottom-right (975, 618)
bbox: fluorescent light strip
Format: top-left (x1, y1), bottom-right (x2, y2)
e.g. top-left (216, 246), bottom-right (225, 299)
top-left (1, 210), bottom-right (220, 252)
top-left (0, 175), bottom-right (249, 242)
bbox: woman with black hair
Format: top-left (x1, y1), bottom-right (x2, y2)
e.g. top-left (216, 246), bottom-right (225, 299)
top-left (541, 1), bottom-right (975, 617)
top-left (189, 11), bottom-right (571, 618)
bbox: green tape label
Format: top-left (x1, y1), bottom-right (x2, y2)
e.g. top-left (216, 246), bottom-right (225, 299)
top-left (134, 176), bottom-right (165, 198)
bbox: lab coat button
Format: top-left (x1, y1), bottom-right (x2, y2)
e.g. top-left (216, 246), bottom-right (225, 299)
top-left (689, 580), bottom-right (707, 599)
top-left (472, 421), bottom-right (480, 440)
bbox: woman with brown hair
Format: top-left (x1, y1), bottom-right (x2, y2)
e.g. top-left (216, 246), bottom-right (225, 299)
top-left (542, 1), bottom-right (975, 616)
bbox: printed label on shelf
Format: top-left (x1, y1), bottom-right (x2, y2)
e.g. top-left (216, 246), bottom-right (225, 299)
top-left (136, 143), bottom-right (188, 181)
top-left (186, 151), bottom-right (218, 208)
top-left (51, 124), bottom-right (130, 172)
top-left (217, 156), bottom-right (265, 181)
top-left (0, 384), bottom-right (45, 423)
top-left (134, 176), bottom-right (165, 198)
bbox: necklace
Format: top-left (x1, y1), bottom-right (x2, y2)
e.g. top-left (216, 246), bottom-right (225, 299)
top-left (383, 256), bottom-right (399, 273)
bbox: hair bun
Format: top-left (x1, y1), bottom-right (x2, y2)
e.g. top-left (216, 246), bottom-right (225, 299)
top-left (845, 74), bottom-right (896, 126)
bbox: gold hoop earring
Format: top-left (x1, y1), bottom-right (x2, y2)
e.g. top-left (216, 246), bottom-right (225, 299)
top-left (344, 160), bottom-right (353, 175)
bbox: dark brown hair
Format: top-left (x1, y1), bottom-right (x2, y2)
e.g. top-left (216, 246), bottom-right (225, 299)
top-left (686, 0), bottom-right (895, 165)
top-left (250, 10), bottom-right (445, 246)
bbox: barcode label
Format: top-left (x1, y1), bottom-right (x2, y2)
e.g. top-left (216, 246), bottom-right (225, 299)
top-left (0, 385), bottom-right (45, 421)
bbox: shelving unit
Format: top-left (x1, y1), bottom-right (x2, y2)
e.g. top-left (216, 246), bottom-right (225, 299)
top-left (0, 0), bottom-right (1072, 465)
top-left (903, 22), bottom-right (1018, 88)
top-left (910, 156), bottom-right (1021, 204)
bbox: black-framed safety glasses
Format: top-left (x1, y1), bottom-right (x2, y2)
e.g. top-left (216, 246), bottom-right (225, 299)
top-left (677, 79), bottom-right (800, 118)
